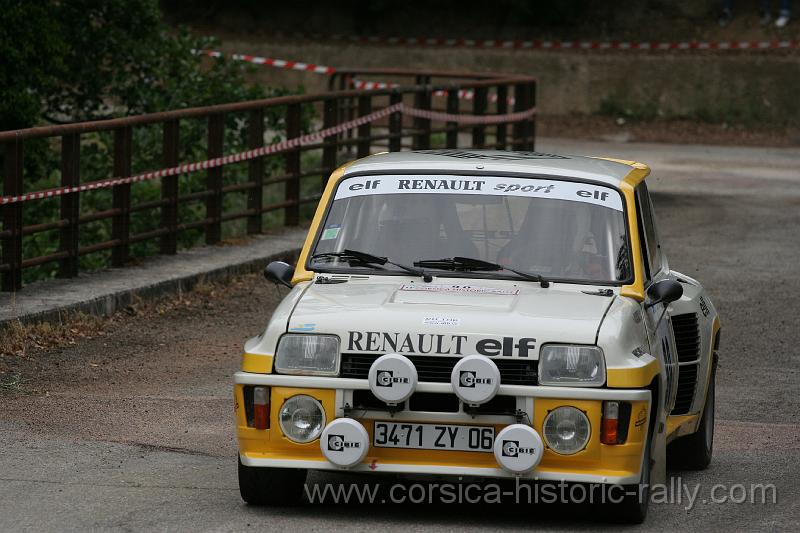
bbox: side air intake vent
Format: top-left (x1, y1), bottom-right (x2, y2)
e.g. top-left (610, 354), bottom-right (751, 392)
top-left (671, 313), bottom-right (700, 415)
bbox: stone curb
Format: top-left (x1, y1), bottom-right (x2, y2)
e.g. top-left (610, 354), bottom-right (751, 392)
top-left (0, 229), bottom-right (305, 328)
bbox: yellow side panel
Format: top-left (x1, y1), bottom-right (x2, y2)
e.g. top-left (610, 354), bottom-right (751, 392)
top-left (619, 165), bottom-right (650, 301)
top-left (240, 353), bottom-right (273, 374)
top-left (666, 414), bottom-right (700, 441)
top-left (607, 359), bottom-right (660, 388)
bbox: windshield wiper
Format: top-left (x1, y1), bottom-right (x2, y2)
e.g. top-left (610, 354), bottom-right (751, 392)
top-left (413, 256), bottom-right (550, 288)
top-left (312, 249), bottom-right (432, 282)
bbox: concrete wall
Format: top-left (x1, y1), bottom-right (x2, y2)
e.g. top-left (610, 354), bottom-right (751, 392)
top-left (220, 39), bottom-right (800, 124)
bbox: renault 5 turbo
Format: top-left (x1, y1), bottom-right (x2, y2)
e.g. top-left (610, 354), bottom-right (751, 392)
top-left (233, 150), bottom-right (720, 523)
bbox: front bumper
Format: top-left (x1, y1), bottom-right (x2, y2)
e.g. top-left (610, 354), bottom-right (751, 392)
top-left (234, 372), bottom-right (651, 485)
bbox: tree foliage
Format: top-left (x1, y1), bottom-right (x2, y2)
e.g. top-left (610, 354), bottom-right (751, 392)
top-left (0, 0), bottom-right (311, 284)
top-left (0, 0), bottom-right (270, 130)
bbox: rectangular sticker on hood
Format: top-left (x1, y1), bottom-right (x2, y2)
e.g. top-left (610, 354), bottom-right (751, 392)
top-left (422, 316), bottom-right (462, 326)
top-left (401, 283), bottom-right (520, 295)
top-left (334, 175), bottom-right (623, 211)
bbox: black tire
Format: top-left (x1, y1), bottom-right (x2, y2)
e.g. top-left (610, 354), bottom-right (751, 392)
top-left (612, 434), bottom-right (651, 524)
top-left (669, 364), bottom-right (715, 470)
top-left (237, 456), bottom-right (307, 506)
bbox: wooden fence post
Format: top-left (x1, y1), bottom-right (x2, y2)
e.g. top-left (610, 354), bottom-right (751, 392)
top-left (58, 134), bottom-right (80, 277)
top-left (284, 104), bottom-right (302, 226)
top-left (472, 87), bottom-right (488, 149)
top-left (247, 109), bottom-right (264, 235)
top-left (412, 89), bottom-right (432, 150)
top-left (322, 99), bottom-right (338, 187)
top-left (111, 126), bottom-right (132, 266)
top-left (388, 92), bottom-right (403, 152)
top-left (496, 85), bottom-right (508, 150)
top-left (205, 114), bottom-right (224, 245)
top-left (356, 95), bottom-right (372, 158)
top-left (527, 82), bottom-right (537, 151)
top-left (512, 83), bottom-right (529, 151)
top-left (446, 90), bottom-right (459, 149)
top-left (160, 119), bottom-right (179, 254)
top-left (1, 139), bottom-right (23, 291)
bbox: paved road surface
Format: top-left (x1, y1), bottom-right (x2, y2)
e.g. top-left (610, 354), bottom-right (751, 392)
top-left (2, 139), bottom-right (798, 531)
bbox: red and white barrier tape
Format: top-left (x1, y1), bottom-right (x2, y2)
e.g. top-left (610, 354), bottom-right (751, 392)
top-left (198, 50), bottom-right (336, 74)
top-left (0, 103), bottom-right (534, 206)
top-left (314, 34), bottom-right (800, 51)
top-left (200, 50), bottom-right (516, 105)
top-left (350, 79), bottom-right (395, 90)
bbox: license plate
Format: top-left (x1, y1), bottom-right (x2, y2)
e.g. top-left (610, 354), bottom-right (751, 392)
top-left (373, 421), bottom-right (494, 452)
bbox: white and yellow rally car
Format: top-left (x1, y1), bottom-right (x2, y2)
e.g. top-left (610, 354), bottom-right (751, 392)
top-left (234, 150), bottom-right (720, 522)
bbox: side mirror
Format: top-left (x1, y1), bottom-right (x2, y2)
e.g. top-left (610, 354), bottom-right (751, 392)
top-left (645, 279), bottom-right (683, 308)
top-left (264, 261), bottom-right (294, 288)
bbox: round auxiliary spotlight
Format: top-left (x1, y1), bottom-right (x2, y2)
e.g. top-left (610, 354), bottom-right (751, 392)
top-left (320, 418), bottom-right (369, 468)
top-left (367, 353), bottom-right (418, 405)
top-left (450, 354), bottom-right (501, 406)
top-left (493, 424), bottom-right (544, 474)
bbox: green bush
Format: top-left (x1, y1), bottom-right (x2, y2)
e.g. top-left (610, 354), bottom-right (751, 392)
top-left (0, 0), bottom-right (314, 284)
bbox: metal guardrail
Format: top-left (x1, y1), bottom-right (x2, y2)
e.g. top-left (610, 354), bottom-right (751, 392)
top-left (0, 70), bottom-right (536, 291)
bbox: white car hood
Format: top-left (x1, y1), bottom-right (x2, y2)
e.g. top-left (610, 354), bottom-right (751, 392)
top-left (287, 276), bottom-right (615, 360)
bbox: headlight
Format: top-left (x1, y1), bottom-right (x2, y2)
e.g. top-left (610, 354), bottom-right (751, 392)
top-left (274, 334), bottom-right (340, 376)
top-left (279, 395), bottom-right (326, 443)
top-left (538, 345), bottom-right (606, 386)
top-left (543, 406), bottom-right (591, 455)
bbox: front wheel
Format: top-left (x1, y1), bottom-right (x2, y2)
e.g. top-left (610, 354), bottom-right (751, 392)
top-left (237, 456), bottom-right (307, 505)
top-left (612, 434), bottom-right (651, 524)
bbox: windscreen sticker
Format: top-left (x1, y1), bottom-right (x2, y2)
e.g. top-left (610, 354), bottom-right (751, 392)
top-left (320, 224), bottom-right (341, 240)
top-left (334, 175), bottom-right (623, 211)
top-left (400, 283), bottom-right (520, 295)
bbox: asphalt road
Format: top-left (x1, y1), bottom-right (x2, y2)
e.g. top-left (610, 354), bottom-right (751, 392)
top-left (2, 139), bottom-right (799, 531)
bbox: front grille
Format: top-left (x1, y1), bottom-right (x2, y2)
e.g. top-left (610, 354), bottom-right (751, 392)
top-left (341, 353), bottom-right (537, 386)
top-left (671, 313), bottom-right (700, 415)
top-left (350, 389), bottom-right (517, 415)
top-left (409, 392), bottom-right (461, 412)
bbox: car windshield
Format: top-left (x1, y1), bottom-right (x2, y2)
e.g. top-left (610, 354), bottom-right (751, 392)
top-left (311, 175), bottom-right (631, 284)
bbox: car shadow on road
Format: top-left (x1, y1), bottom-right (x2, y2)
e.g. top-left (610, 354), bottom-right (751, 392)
top-left (239, 472), bottom-right (652, 529)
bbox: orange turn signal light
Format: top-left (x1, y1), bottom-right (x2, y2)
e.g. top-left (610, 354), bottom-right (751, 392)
top-left (601, 401), bottom-right (619, 445)
top-left (253, 386), bottom-right (270, 430)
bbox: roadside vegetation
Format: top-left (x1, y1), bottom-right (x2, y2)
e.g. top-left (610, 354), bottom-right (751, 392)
top-left (0, 313), bottom-right (105, 359)
top-left (0, 1), bottom-right (315, 284)
top-left (0, 312), bottom-right (105, 393)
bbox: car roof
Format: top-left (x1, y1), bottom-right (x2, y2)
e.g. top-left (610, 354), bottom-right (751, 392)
top-left (342, 149), bottom-right (649, 188)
